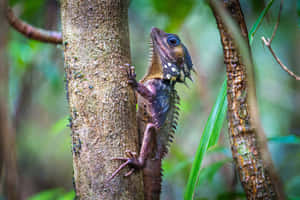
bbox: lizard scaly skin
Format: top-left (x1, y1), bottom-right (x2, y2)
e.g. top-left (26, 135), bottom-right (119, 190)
top-left (109, 27), bottom-right (194, 200)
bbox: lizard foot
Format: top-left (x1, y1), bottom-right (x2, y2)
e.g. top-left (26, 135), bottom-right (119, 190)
top-left (107, 150), bottom-right (142, 182)
top-left (121, 64), bottom-right (138, 88)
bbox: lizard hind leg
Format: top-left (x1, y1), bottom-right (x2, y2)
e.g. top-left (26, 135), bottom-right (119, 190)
top-left (107, 123), bottom-right (156, 182)
top-left (106, 150), bottom-right (141, 182)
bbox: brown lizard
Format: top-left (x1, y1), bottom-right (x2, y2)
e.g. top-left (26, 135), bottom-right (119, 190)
top-left (109, 27), bottom-right (194, 200)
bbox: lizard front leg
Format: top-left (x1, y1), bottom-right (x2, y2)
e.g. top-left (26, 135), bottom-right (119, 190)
top-left (107, 123), bottom-right (156, 181)
top-left (124, 64), bottom-right (155, 102)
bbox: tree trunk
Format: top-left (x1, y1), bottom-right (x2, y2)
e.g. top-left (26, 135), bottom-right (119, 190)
top-left (0, 1), bottom-right (19, 199)
top-left (60, 0), bottom-right (144, 199)
top-left (210, 0), bottom-right (285, 199)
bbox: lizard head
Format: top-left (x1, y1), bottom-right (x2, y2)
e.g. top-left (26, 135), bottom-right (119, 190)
top-left (142, 27), bottom-right (193, 84)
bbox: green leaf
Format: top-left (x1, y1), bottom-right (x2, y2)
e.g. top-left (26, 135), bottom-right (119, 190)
top-left (208, 94), bottom-right (227, 147)
top-left (28, 189), bottom-right (75, 200)
top-left (268, 135), bottom-right (300, 144)
top-left (249, 0), bottom-right (275, 44)
top-left (184, 79), bottom-right (227, 200)
top-left (28, 188), bottom-right (64, 200)
top-left (57, 190), bottom-right (75, 200)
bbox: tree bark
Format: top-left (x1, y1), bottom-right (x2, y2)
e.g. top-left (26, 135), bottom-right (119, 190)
top-left (210, 0), bottom-right (285, 199)
top-left (60, 0), bottom-right (144, 199)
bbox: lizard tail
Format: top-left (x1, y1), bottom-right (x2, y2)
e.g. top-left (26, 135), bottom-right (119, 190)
top-left (143, 159), bottom-right (162, 200)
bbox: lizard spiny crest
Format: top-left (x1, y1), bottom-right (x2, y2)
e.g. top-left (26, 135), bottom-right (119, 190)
top-left (157, 88), bottom-right (181, 158)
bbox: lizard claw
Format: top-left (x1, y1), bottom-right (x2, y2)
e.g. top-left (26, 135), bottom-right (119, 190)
top-left (107, 150), bottom-right (141, 182)
top-left (124, 168), bottom-right (135, 177)
top-left (120, 64), bottom-right (138, 88)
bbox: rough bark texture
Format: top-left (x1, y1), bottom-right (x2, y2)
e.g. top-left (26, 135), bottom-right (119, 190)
top-left (60, 0), bottom-right (144, 199)
top-left (210, 0), bottom-right (284, 199)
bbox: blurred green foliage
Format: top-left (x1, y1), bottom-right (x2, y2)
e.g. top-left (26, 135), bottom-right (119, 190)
top-left (150, 0), bottom-right (196, 31)
top-left (28, 189), bottom-right (74, 200)
top-left (196, 158), bottom-right (231, 187)
top-left (298, 1), bottom-right (300, 26)
top-left (268, 135), bottom-right (300, 144)
top-left (3, 0), bottom-right (300, 199)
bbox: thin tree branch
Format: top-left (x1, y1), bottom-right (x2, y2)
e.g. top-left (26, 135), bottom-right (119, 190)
top-left (6, 7), bottom-right (62, 44)
top-left (262, 0), bottom-right (300, 80)
top-left (262, 37), bottom-right (300, 80)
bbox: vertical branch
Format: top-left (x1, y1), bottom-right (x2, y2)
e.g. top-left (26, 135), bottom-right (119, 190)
top-left (0, 105), bottom-right (18, 200)
top-left (60, 0), bottom-right (144, 199)
top-left (209, 0), bottom-right (285, 199)
top-left (13, 67), bottom-right (34, 130)
top-left (0, 1), bottom-right (19, 199)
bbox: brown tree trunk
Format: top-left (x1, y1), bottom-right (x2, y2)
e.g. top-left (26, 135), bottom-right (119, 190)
top-left (60, 0), bottom-right (144, 199)
top-left (210, 0), bottom-right (285, 199)
top-left (0, 0), bottom-right (19, 199)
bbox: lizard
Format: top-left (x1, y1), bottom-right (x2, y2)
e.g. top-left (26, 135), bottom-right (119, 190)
top-left (108, 27), bottom-right (194, 200)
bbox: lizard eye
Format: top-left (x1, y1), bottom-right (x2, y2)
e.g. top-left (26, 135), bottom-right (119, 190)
top-left (167, 35), bottom-right (180, 46)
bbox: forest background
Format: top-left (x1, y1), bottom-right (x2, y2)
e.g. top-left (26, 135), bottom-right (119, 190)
top-left (0, 0), bottom-right (299, 199)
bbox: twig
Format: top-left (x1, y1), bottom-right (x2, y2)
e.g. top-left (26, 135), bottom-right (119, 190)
top-left (262, 37), bottom-right (300, 80)
top-left (262, 0), bottom-right (300, 80)
top-left (6, 7), bottom-right (62, 44)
